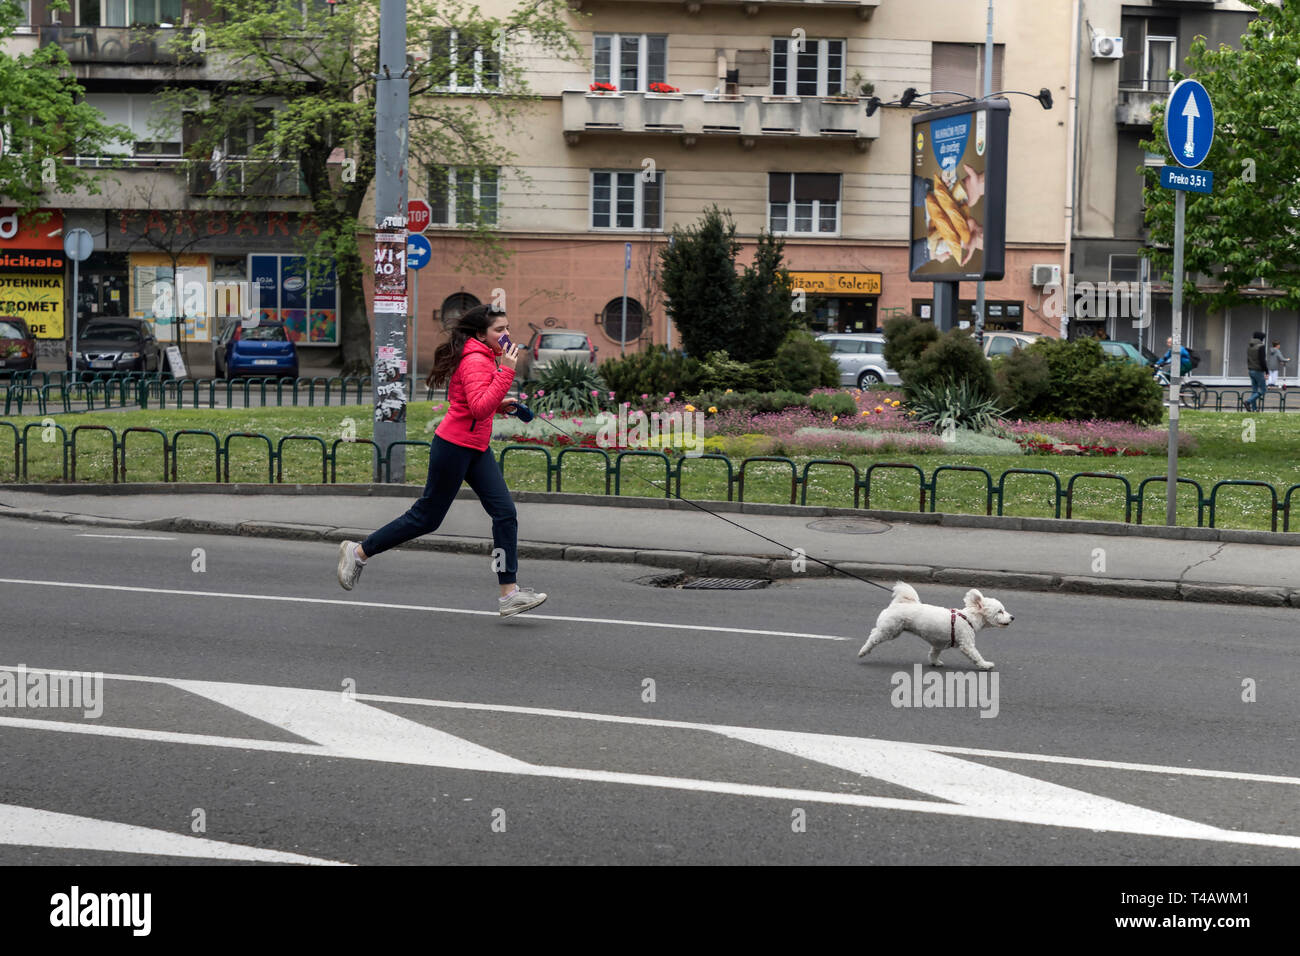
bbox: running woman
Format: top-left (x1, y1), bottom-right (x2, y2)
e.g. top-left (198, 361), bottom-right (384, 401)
top-left (336, 304), bottom-right (547, 617)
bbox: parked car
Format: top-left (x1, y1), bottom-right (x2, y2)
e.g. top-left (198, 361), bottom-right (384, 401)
top-left (1098, 340), bottom-right (1150, 365)
top-left (516, 328), bottom-right (597, 383)
top-left (0, 317), bottom-right (36, 375)
top-left (981, 331), bottom-right (1042, 359)
top-left (816, 333), bottom-right (901, 388)
top-left (214, 320), bottom-right (299, 379)
top-left (69, 318), bottom-right (164, 374)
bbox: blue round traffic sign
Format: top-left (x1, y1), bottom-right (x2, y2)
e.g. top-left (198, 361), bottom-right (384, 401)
top-left (406, 233), bottom-right (432, 271)
top-left (1165, 79), bottom-right (1214, 168)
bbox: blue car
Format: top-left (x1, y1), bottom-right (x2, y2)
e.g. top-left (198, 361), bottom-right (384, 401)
top-left (214, 320), bottom-right (299, 379)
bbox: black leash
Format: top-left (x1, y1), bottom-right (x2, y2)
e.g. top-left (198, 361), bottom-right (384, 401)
top-left (518, 405), bottom-right (893, 593)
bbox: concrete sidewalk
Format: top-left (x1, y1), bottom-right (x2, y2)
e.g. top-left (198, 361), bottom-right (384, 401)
top-left (2, 483), bottom-right (1297, 608)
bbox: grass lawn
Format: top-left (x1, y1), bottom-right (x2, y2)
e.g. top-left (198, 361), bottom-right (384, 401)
top-left (2, 403), bottom-right (1298, 532)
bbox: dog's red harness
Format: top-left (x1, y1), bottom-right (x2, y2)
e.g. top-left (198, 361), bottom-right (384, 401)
top-left (949, 609), bottom-right (972, 647)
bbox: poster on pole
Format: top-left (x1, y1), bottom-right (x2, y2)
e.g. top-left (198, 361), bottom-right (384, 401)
top-left (372, 228), bottom-right (408, 315)
top-left (909, 99), bottom-right (1009, 282)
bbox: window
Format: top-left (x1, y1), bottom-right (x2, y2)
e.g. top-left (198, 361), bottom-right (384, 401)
top-left (590, 170), bottom-right (663, 230)
top-left (439, 292), bottom-right (480, 329)
top-left (594, 34), bottom-right (667, 91)
top-left (428, 166), bottom-right (498, 227)
top-left (84, 93), bottom-right (182, 157)
top-left (100, 0), bottom-right (183, 26)
top-left (771, 38), bottom-right (845, 96)
top-left (431, 28), bottom-right (501, 92)
top-left (602, 298), bottom-right (644, 343)
top-left (768, 173), bottom-right (839, 235)
top-left (930, 43), bottom-right (1004, 104)
top-left (1120, 16), bottom-right (1179, 92)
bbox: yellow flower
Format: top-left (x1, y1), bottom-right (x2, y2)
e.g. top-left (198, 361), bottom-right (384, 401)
top-left (725, 389), bottom-right (733, 394)
top-left (832, 415), bottom-right (839, 423)
top-left (891, 400), bottom-right (900, 407)
top-left (685, 404), bottom-right (696, 412)
top-left (861, 410), bottom-right (869, 416)
top-left (708, 406), bottom-right (717, 414)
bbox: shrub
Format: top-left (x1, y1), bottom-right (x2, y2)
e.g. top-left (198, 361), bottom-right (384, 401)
top-left (882, 315), bottom-right (940, 381)
top-left (907, 378), bottom-right (1010, 433)
top-left (995, 338), bottom-right (1162, 424)
top-left (529, 356), bottom-right (608, 414)
top-left (696, 350), bottom-right (788, 392)
top-left (599, 346), bottom-right (704, 403)
top-left (683, 389), bottom-right (819, 415)
top-left (808, 391), bottom-right (858, 417)
top-left (775, 330), bottom-right (840, 393)
top-left (905, 328), bottom-right (997, 400)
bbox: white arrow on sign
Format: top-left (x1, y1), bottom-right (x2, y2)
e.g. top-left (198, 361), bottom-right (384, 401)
top-left (1182, 92), bottom-right (1200, 160)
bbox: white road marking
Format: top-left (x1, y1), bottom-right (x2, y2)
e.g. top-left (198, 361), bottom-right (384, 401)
top-left (1, 665), bottom-right (1298, 851)
top-left (0, 578), bottom-right (849, 642)
top-left (0, 803), bottom-right (347, 864)
top-left (74, 534), bottom-right (175, 540)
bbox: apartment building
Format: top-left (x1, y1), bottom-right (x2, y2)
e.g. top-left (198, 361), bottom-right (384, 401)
top-left (1071, 0), bottom-right (1277, 383)
top-left (2, 0), bottom-right (326, 360)
top-left (391, 0), bottom-right (1073, 365)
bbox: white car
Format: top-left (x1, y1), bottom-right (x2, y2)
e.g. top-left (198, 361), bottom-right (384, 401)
top-left (982, 331), bottom-right (1042, 358)
top-left (816, 333), bottom-right (901, 388)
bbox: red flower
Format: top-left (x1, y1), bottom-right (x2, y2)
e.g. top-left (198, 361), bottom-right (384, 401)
top-left (648, 82), bottom-right (679, 94)
top-left (589, 82), bottom-right (617, 92)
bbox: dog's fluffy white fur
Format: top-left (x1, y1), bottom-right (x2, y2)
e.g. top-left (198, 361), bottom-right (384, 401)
top-left (857, 582), bottom-right (1013, 670)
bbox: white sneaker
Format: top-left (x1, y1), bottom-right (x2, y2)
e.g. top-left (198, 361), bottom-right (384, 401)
top-left (499, 586), bottom-right (547, 617)
top-left (337, 540), bottom-right (365, 591)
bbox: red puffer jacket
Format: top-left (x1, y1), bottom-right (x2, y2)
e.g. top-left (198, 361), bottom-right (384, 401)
top-left (434, 337), bottom-right (515, 451)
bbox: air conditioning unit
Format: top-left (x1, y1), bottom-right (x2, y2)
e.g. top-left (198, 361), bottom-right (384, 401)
top-left (1031, 264), bottom-right (1062, 287)
top-left (1091, 36), bottom-right (1124, 60)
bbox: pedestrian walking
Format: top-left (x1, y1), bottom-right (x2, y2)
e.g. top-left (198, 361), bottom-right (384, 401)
top-left (335, 304), bottom-right (547, 617)
top-left (1268, 340), bottom-right (1290, 389)
top-left (1245, 331), bottom-right (1269, 411)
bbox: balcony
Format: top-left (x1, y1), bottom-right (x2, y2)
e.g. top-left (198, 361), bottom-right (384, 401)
top-left (1116, 80), bottom-right (1173, 128)
top-left (569, 0), bottom-right (880, 18)
top-left (38, 25), bottom-right (204, 66)
top-left (562, 90), bottom-right (880, 150)
top-left (189, 159), bottom-right (308, 197)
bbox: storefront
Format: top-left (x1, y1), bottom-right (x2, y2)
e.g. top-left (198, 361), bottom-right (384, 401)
top-left (0, 209), bottom-right (66, 343)
top-left (788, 271), bottom-right (882, 333)
top-left (107, 210), bottom-right (339, 347)
top-left (912, 297), bottom-right (1025, 331)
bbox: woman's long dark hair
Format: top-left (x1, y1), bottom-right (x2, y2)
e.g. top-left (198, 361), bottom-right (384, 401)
top-left (427, 304), bottom-right (501, 389)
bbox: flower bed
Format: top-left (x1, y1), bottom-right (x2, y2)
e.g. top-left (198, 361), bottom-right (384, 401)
top-left (999, 419), bottom-right (1197, 456)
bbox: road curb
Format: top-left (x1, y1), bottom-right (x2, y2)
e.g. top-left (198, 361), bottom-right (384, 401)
top-left (1, 504), bottom-right (1294, 609)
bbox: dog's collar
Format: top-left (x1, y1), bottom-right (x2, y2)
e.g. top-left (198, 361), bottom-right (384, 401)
top-left (949, 609), bottom-right (972, 648)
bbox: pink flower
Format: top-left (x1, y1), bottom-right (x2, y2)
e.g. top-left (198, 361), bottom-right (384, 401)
top-left (590, 390), bottom-right (599, 396)
top-left (536, 389), bottom-right (545, 396)
top-left (519, 391), bottom-right (528, 399)
top-left (641, 393), bottom-right (648, 400)
top-left (668, 392), bottom-right (675, 399)
top-left (622, 401), bottom-right (630, 407)
top-left (608, 391), bottom-right (615, 400)
top-left (574, 419), bottom-right (584, 426)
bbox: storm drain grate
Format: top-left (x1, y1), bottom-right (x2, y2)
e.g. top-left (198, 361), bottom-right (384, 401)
top-left (681, 577), bottom-right (770, 590)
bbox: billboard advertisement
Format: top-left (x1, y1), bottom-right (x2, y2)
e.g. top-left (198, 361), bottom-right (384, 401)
top-left (909, 99), bottom-right (1009, 283)
top-left (249, 254), bottom-right (339, 345)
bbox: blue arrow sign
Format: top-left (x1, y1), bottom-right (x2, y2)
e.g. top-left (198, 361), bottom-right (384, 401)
top-left (1166, 79), bottom-right (1214, 168)
top-left (406, 233), bottom-right (432, 271)
top-left (1160, 165), bottom-right (1213, 194)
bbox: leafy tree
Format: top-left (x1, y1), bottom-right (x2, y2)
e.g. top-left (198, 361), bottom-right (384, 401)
top-left (881, 314), bottom-right (939, 381)
top-left (0, 0), bottom-right (132, 210)
top-left (1141, 0), bottom-right (1300, 312)
top-left (160, 0), bottom-right (581, 373)
top-left (661, 206), bottom-right (800, 362)
top-left (905, 329), bottom-right (997, 400)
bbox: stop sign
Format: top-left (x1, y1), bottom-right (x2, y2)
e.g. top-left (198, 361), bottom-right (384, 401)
top-left (407, 199), bottom-right (431, 234)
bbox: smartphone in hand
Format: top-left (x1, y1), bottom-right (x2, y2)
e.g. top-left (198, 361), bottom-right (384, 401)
top-left (497, 332), bottom-right (512, 351)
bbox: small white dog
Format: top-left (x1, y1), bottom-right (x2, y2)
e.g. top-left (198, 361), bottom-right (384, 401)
top-left (857, 582), bottom-right (1014, 670)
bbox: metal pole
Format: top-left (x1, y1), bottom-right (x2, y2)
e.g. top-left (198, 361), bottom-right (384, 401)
top-left (975, 0), bottom-right (993, 346)
top-left (621, 245), bottom-right (629, 357)
top-left (1166, 188), bottom-right (1185, 526)
top-left (933, 281), bottom-right (958, 333)
top-left (411, 265), bottom-right (419, 401)
top-left (71, 257), bottom-right (80, 385)
top-left (373, 0), bottom-right (409, 482)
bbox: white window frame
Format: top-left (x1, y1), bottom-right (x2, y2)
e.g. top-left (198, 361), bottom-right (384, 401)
top-left (771, 37), bottom-right (846, 97)
top-left (592, 33), bottom-right (668, 92)
top-left (589, 169), bottom-right (664, 231)
top-left (428, 166), bottom-right (499, 227)
top-left (768, 173), bottom-right (841, 236)
top-left (435, 29), bottom-right (501, 93)
top-left (13, 0), bottom-right (33, 33)
top-left (1144, 35), bottom-right (1176, 91)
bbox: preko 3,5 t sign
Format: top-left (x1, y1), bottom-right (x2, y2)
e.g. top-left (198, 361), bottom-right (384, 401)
top-left (909, 99), bottom-right (1009, 283)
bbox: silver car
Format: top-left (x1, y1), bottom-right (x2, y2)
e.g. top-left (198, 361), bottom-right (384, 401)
top-left (817, 333), bottom-right (900, 388)
top-left (982, 331), bottom-right (1042, 358)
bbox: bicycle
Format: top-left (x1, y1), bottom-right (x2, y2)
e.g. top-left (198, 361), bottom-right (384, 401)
top-left (1153, 365), bottom-right (1204, 408)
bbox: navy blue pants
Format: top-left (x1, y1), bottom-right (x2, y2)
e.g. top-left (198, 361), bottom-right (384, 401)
top-left (361, 436), bottom-right (518, 585)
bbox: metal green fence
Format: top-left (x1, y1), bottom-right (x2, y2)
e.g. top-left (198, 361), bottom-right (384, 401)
top-left (2, 424), bottom-right (1296, 532)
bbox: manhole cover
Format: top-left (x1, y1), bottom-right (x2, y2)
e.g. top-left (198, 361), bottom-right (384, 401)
top-left (681, 577), bottom-right (770, 590)
top-left (805, 517), bottom-right (892, 534)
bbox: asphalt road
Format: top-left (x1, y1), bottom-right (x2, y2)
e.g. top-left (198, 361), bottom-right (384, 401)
top-left (1, 518), bottom-right (1297, 865)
